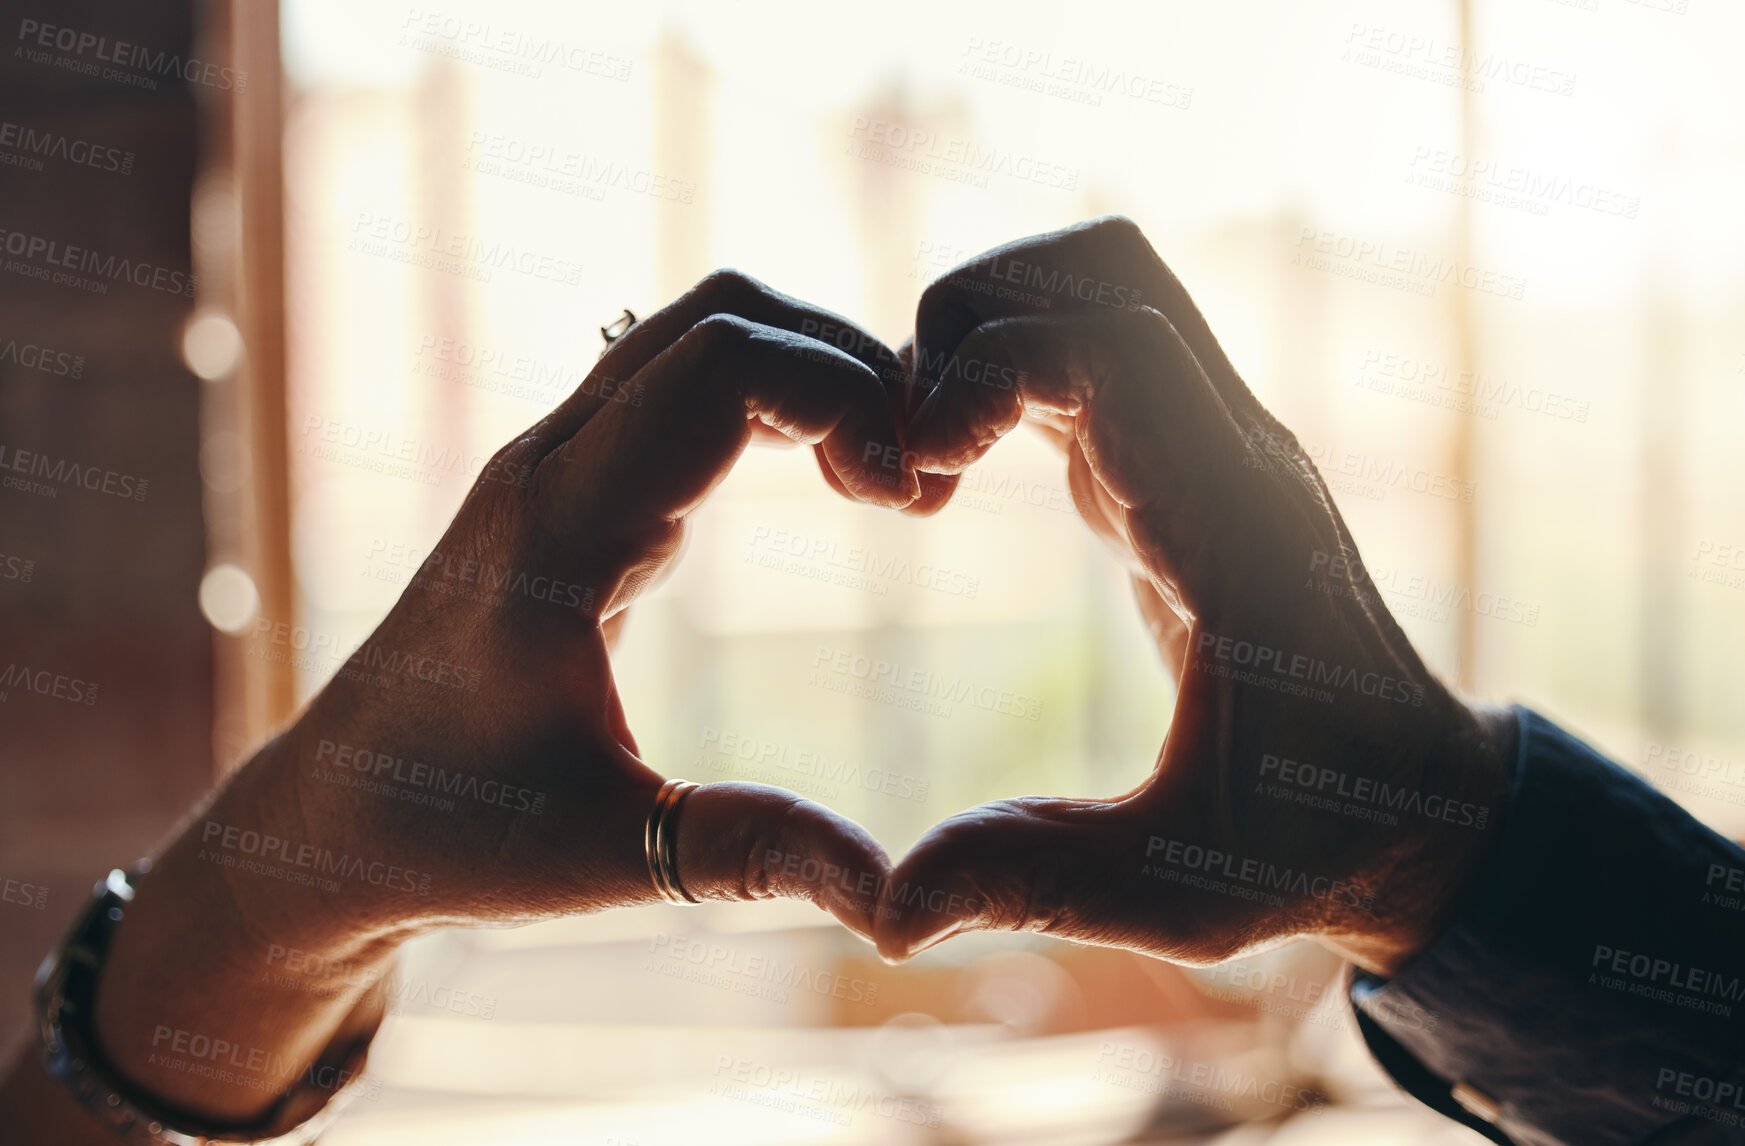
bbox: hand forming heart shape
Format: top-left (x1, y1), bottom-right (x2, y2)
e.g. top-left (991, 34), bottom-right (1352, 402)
top-left (70, 217), bottom-right (1525, 1133)
top-left (278, 216), bottom-right (1512, 978)
top-left (144, 219), bottom-right (1516, 1054)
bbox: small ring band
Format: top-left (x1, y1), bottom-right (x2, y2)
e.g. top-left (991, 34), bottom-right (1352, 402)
top-left (601, 308), bottom-right (637, 346)
top-left (645, 779), bottom-right (701, 904)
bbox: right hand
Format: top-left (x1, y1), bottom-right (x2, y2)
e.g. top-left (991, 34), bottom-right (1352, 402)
top-left (876, 217), bottom-right (1515, 974)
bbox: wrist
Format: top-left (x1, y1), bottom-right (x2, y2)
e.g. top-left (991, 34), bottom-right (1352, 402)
top-left (89, 735), bottom-right (411, 1123)
top-left (209, 722), bottom-right (438, 950)
top-left (1319, 701), bottom-right (1517, 976)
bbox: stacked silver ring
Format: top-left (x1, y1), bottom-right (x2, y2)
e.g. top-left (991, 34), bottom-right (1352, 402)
top-left (645, 778), bottom-right (701, 904)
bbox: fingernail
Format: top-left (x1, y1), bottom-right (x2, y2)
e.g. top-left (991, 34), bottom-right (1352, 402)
top-left (903, 920), bottom-right (964, 960)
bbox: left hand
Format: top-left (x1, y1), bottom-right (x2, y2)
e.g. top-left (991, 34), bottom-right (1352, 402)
top-left (92, 270), bottom-right (918, 1124)
top-left (251, 269), bottom-right (920, 943)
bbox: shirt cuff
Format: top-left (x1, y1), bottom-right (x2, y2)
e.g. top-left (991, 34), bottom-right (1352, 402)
top-left (1348, 706), bottom-right (1745, 1146)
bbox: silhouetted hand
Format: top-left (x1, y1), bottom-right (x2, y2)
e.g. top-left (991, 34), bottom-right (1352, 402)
top-left (875, 218), bottom-right (1515, 974)
top-left (260, 269), bottom-right (919, 939)
top-left (89, 271), bottom-right (917, 1125)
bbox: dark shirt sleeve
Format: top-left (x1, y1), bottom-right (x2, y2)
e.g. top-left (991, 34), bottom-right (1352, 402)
top-left (1347, 706), bottom-right (1745, 1146)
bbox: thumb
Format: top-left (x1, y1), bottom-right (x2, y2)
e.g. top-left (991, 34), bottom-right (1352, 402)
top-left (672, 782), bottom-right (892, 943)
top-left (873, 796), bottom-right (1146, 963)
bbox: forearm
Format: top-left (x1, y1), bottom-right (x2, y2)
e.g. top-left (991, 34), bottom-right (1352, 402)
top-left (2, 732), bottom-right (412, 1139)
top-left (98, 732), bottom-right (414, 1120)
top-left (1318, 700), bottom-right (1520, 977)
top-left (0, 991), bottom-right (384, 1146)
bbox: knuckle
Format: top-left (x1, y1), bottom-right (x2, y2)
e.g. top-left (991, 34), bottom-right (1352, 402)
top-left (1085, 213), bottom-right (1165, 273)
top-left (1112, 304), bottom-right (1183, 362)
top-left (468, 435), bottom-right (538, 497)
top-left (490, 433), bottom-right (537, 468)
top-left (680, 312), bottom-right (752, 357)
top-left (917, 274), bottom-right (957, 314)
top-left (693, 267), bottom-right (761, 312)
top-left (743, 791), bottom-right (809, 892)
top-left (928, 799), bottom-right (1024, 855)
top-left (483, 436), bottom-right (529, 477)
top-left (1089, 212), bottom-right (1142, 241)
top-left (1083, 214), bottom-right (1148, 257)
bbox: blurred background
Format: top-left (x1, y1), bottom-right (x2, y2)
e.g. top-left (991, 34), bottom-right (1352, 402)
top-left (4, 0), bottom-right (1744, 1142)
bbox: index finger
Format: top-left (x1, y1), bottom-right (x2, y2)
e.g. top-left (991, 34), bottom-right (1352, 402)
top-left (535, 316), bottom-right (918, 609)
top-left (909, 216), bottom-right (1260, 470)
top-left (539, 269), bottom-right (906, 450)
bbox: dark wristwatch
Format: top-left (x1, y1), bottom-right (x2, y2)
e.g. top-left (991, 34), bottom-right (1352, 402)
top-left (35, 865), bottom-right (378, 1145)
